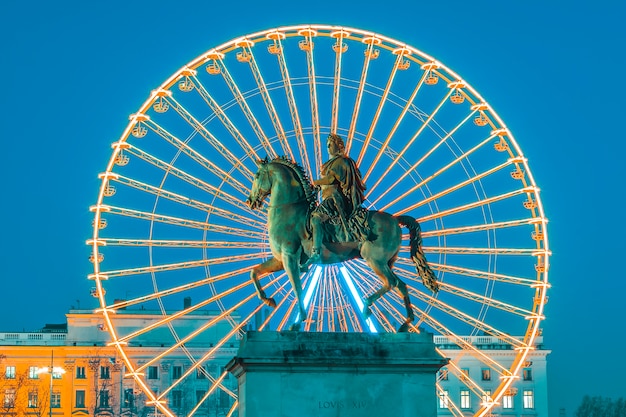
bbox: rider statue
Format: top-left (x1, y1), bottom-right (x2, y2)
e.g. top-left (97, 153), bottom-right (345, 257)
top-left (305, 133), bottom-right (366, 267)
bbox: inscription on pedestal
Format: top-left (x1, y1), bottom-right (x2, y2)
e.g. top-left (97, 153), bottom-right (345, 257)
top-left (318, 400), bottom-right (369, 409)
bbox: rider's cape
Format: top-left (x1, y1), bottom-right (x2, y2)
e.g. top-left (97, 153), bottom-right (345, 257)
top-left (321, 155), bottom-right (366, 214)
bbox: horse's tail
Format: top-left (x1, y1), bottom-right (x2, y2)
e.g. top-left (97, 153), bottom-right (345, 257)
top-left (397, 215), bottom-right (439, 293)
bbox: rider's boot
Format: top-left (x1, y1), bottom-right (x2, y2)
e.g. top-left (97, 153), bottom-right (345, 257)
top-left (302, 247), bottom-right (322, 270)
top-left (301, 217), bottom-right (322, 271)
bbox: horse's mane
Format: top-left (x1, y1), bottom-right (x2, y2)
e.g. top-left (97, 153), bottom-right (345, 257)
top-left (269, 156), bottom-right (318, 210)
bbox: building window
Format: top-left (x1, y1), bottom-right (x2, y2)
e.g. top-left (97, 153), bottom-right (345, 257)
top-left (76, 390), bottom-right (86, 408)
top-left (99, 390), bottom-right (110, 408)
top-left (502, 394), bottom-right (513, 409)
top-left (123, 389), bottom-right (134, 409)
top-left (4, 389), bottom-right (16, 408)
top-left (148, 366), bottom-right (159, 380)
top-left (29, 366), bottom-right (40, 379)
top-left (195, 390), bottom-right (205, 405)
top-left (52, 368), bottom-right (63, 379)
top-left (460, 389), bottom-right (471, 409)
top-left (5, 366), bottom-right (16, 379)
top-left (51, 392), bottom-right (61, 408)
top-left (482, 390), bottom-right (492, 406)
top-left (438, 369), bottom-right (448, 381)
top-left (76, 366), bottom-right (86, 379)
top-left (28, 391), bottom-right (38, 408)
top-left (460, 368), bottom-right (470, 381)
top-left (523, 367), bottom-right (533, 381)
top-left (196, 368), bottom-right (207, 379)
top-left (481, 368), bottom-right (491, 381)
top-left (100, 366), bottom-right (110, 379)
top-left (438, 390), bottom-right (449, 408)
top-left (523, 390), bottom-right (534, 409)
top-left (172, 366), bottom-right (182, 380)
top-left (172, 390), bottom-right (183, 408)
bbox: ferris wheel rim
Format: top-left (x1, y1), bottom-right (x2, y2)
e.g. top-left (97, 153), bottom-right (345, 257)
top-left (89, 23), bottom-right (550, 417)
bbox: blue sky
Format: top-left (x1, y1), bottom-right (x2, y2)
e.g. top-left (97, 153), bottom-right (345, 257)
top-left (1, 1), bottom-right (625, 416)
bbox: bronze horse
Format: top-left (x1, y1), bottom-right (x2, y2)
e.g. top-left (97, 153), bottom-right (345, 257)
top-left (246, 157), bottom-right (438, 331)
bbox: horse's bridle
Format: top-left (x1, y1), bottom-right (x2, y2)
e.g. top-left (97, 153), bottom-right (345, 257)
top-left (250, 167), bottom-right (271, 209)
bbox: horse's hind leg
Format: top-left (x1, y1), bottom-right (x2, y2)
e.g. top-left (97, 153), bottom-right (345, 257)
top-left (363, 259), bottom-right (415, 332)
top-left (250, 257), bottom-right (283, 308)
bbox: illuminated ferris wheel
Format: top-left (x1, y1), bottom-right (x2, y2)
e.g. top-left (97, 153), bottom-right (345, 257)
top-left (88, 25), bottom-right (550, 417)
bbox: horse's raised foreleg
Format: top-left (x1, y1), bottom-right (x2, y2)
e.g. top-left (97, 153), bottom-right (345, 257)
top-left (283, 253), bottom-right (307, 331)
top-left (250, 257), bottom-right (283, 308)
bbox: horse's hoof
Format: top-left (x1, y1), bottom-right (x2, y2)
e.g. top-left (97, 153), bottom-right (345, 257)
top-left (263, 298), bottom-right (277, 308)
top-left (398, 322), bottom-right (410, 333)
top-left (289, 322), bottom-right (301, 331)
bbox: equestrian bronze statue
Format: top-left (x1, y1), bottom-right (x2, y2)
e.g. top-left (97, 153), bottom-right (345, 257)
top-left (246, 134), bottom-right (438, 332)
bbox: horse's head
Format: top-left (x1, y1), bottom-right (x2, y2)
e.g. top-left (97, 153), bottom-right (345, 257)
top-left (246, 158), bottom-right (272, 210)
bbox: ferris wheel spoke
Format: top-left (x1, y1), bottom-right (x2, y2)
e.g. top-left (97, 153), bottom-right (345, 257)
top-left (100, 252), bottom-right (264, 279)
top-left (146, 273), bottom-right (287, 390)
top-left (256, 272), bottom-right (299, 331)
top-left (306, 268), bottom-right (324, 332)
top-left (436, 382), bottom-right (465, 417)
top-left (123, 146), bottom-right (261, 218)
top-left (393, 159), bottom-right (515, 214)
top-left (111, 174), bottom-right (266, 229)
top-left (187, 73), bottom-right (261, 162)
top-left (238, 43), bottom-right (295, 161)
top-left (367, 111), bottom-right (476, 205)
top-left (160, 94), bottom-right (254, 181)
top-left (422, 246), bottom-right (538, 256)
top-left (210, 56), bottom-right (277, 159)
top-left (108, 266), bottom-right (258, 313)
top-left (435, 281), bottom-right (533, 318)
top-left (395, 258), bottom-right (537, 286)
top-left (334, 266), bottom-right (366, 332)
top-left (410, 187), bottom-right (534, 221)
top-left (410, 289), bottom-right (524, 348)
top-left (330, 29), bottom-right (349, 133)
top-left (419, 218), bottom-right (541, 238)
top-left (344, 261), bottom-right (407, 332)
top-left (298, 28), bottom-right (322, 175)
top-left (278, 271), bottom-right (324, 332)
top-left (346, 37), bottom-right (379, 151)
top-left (328, 269), bottom-right (348, 332)
top-left (98, 238), bottom-right (268, 250)
top-left (376, 131), bottom-right (496, 211)
top-left (96, 205), bottom-right (265, 239)
top-left (116, 277), bottom-right (256, 343)
top-left (444, 358), bottom-right (492, 401)
top-left (141, 118), bottom-right (252, 196)
top-left (364, 84), bottom-right (455, 189)
top-left (269, 33), bottom-right (313, 178)
top-left (414, 308), bottom-right (510, 374)
top-left (360, 68), bottom-right (429, 175)
top-left (187, 370), bottom-right (230, 417)
top-left (356, 49), bottom-right (408, 167)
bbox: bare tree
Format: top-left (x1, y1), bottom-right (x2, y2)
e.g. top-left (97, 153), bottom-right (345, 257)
top-left (87, 353), bottom-right (121, 417)
top-left (576, 396), bottom-right (626, 417)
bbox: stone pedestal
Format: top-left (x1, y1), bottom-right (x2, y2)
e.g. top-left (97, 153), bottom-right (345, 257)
top-left (226, 331), bottom-right (447, 417)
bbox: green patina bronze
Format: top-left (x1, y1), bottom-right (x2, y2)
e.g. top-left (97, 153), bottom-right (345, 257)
top-left (246, 135), bottom-right (438, 332)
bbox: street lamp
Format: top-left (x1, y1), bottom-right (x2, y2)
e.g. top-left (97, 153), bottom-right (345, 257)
top-left (37, 351), bottom-right (66, 417)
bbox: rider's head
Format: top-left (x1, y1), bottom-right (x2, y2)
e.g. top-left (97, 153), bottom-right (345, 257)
top-left (327, 133), bottom-right (345, 155)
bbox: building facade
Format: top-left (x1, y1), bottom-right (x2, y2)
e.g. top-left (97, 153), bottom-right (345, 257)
top-left (1, 310), bottom-right (549, 417)
top-left (436, 335), bottom-right (550, 417)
